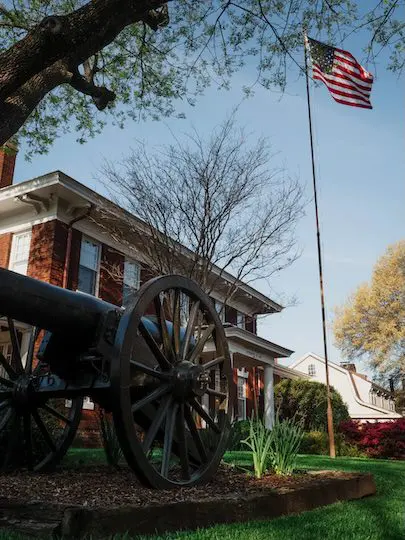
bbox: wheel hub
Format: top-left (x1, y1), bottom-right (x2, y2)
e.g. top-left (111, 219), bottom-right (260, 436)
top-left (172, 361), bottom-right (210, 400)
top-left (13, 375), bottom-right (36, 413)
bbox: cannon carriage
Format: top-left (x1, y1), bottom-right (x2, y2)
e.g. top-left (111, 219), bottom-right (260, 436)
top-left (0, 268), bottom-right (233, 488)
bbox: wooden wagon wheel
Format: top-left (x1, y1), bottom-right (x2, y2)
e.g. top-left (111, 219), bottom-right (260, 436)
top-left (0, 318), bottom-right (83, 472)
top-left (111, 275), bottom-right (233, 489)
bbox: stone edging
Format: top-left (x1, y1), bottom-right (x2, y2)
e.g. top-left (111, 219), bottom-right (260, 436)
top-left (0, 472), bottom-right (376, 538)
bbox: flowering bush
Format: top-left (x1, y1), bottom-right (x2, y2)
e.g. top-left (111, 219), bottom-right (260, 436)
top-left (340, 419), bottom-right (405, 459)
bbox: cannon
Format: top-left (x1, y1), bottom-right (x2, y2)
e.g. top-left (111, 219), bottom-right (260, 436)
top-left (0, 268), bottom-right (233, 488)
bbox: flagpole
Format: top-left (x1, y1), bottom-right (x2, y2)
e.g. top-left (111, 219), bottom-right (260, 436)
top-left (303, 31), bottom-right (336, 458)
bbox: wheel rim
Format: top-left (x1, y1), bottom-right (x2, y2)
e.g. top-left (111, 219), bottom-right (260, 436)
top-left (0, 318), bottom-right (83, 472)
top-left (111, 275), bottom-right (233, 488)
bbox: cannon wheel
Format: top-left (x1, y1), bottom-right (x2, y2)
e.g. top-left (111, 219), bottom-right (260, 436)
top-left (111, 275), bottom-right (233, 489)
top-left (0, 319), bottom-right (83, 471)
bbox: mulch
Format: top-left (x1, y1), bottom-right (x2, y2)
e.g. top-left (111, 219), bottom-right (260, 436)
top-left (0, 464), bottom-right (351, 509)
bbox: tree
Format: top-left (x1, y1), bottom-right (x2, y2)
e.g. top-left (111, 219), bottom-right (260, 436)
top-left (97, 115), bottom-right (304, 303)
top-left (334, 240), bottom-right (405, 385)
top-left (1, 1), bottom-right (403, 156)
top-left (274, 379), bottom-right (350, 432)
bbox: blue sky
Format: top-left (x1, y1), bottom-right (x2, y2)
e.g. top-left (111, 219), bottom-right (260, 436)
top-left (13, 29), bottom-right (404, 371)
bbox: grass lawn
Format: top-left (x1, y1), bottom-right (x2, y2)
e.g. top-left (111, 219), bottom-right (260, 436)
top-left (0, 451), bottom-right (404, 540)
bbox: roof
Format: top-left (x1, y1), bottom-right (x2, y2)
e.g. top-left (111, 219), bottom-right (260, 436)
top-left (0, 171), bottom-right (283, 315)
top-left (291, 352), bottom-right (401, 419)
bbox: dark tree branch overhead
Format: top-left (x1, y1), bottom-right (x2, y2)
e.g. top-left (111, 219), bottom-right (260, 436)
top-left (0, 1), bottom-right (403, 152)
top-left (0, 0), bottom-right (170, 145)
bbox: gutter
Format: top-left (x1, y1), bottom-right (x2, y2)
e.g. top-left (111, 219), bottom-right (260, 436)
top-left (62, 204), bottom-right (93, 289)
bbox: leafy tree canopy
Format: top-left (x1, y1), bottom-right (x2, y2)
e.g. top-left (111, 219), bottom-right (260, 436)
top-left (334, 240), bottom-right (405, 385)
top-left (274, 378), bottom-right (349, 431)
top-left (0, 0), bottom-right (404, 157)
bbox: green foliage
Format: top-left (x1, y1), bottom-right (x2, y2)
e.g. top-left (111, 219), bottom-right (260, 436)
top-left (227, 420), bottom-right (251, 451)
top-left (241, 416), bottom-right (273, 478)
top-left (274, 379), bottom-right (350, 432)
top-left (242, 414), bottom-right (304, 477)
top-left (300, 430), bottom-right (366, 458)
top-left (99, 409), bottom-right (122, 468)
top-left (267, 415), bottom-right (304, 476)
top-left (4, 1), bottom-right (400, 156)
top-left (334, 240), bottom-right (405, 384)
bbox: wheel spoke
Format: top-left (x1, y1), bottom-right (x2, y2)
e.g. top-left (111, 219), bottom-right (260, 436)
top-left (184, 404), bottom-right (207, 463)
top-left (189, 397), bottom-right (221, 434)
top-left (0, 398), bottom-right (11, 411)
top-left (203, 356), bottom-right (225, 371)
top-left (130, 360), bottom-right (170, 381)
top-left (32, 409), bottom-right (57, 452)
top-left (0, 351), bottom-right (16, 380)
top-left (40, 404), bottom-right (72, 425)
top-left (0, 376), bottom-right (14, 388)
top-left (188, 324), bottom-right (215, 365)
top-left (23, 414), bottom-right (33, 471)
top-left (180, 301), bottom-right (200, 362)
top-left (172, 289), bottom-right (181, 357)
top-left (177, 403), bottom-right (190, 480)
top-left (161, 402), bottom-right (178, 478)
top-left (206, 387), bottom-right (228, 400)
top-left (154, 296), bottom-right (174, 361)
top-left (142, 395), bottom-right (173, 453)
top-left (131, 384), bottom-right (171, 413)
top-left (7, 318), bottom-right (23, 374)
top-left (25, 327), bottom-right (39, 374)
top-left (139, 319), bottom-right (172, 370)
top-left (2, 413), bottom-right (19, 470)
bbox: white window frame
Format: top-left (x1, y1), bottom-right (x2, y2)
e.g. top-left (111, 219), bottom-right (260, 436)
top-left (215, 300), bottom-right (225, 323)
top-left (236, 311), bottom-right (245, 329)
top-left (123, 259), bottom-right (141, 305)
top-left (237, 375), bottom-right (247, 420)
top-left (179, 291), bottom-right (190, 327)
top-left (77, 237), bottom-right (101, 296)
top-left (9, 229), bottom-right (32, 275)
top-left (0, 343), bottom-right (12, 378)
top-left (308, 363), bottom-right (316, 376)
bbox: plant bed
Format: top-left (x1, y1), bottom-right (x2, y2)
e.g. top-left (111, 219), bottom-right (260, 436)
top-left (0, 464), bottom-right (376, 538)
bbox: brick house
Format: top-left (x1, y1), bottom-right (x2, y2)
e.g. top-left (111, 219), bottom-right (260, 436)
top-left (0, 144), bottom-right (304, 444)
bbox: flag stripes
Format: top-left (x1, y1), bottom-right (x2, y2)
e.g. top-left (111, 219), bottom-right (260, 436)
top-left (307, 37), bottom-right (373, 109)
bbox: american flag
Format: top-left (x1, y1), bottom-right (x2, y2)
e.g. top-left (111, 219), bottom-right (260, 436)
top-left (307, 37), bottom-right (373, 109)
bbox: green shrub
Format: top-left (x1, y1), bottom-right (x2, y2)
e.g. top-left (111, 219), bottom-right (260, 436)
top-left (300, 430), bottom-right (329, 455)
top-left (274, 379), bottom-right (350, 432)
top-left (267, 415), bottom-right (304, 475)
top-left (241, 416), bottom-right (272, 478)
top-left (299, 430), bottom-right (366, 457)
top-left (227, 419), bottom-right (251, 450)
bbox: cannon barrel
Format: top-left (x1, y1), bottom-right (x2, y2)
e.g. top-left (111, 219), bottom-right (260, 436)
top-left (0, 267), bottom-right (118, 337)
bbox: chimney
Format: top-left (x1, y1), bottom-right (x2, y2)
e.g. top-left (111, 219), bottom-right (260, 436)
top-left (0, 140), bottom-right (18, 189)
top-left (340, 362), bottom-right (356, 373)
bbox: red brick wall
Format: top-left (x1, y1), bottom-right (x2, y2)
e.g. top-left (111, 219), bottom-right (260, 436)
top-left (225, 305), bottom-right (237, 325)
top-left (99, 245), bottom-right (124, 306)
top-left (0, 233), bottom-right (12, 268)
top-left (27, 221), bottom-right (69, 284)
top-left (67, 229), bottom-right (82, 291)
top-left (0, 145), bottom-right (17, 189)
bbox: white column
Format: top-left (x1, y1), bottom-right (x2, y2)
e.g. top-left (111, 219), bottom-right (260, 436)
top-left (20, 329), bottom-right (31, 369)
top-left (264, 364), bottom-right (274, 430)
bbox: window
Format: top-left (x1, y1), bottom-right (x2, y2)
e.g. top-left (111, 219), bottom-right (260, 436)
top-left (0, 343), bottom-right (12, 378)
top-left (236, 311), bottom-right (245, 329)
top-left (123, 259), bottom-right (140, 305)
top-left (179, 291), bottom-right (190, 327)
top-left (9, 230), bottom-right (31, 275)
top-left (215, 301), bottom-right (225, 323)
top-left (78, 238), bottom-right (100, 295)
top-left (237, 376), bottom-right (247, 420)
top-left (370, 390), bottom-right (377, 405)
top-left (308, 363), bottom-right (316, 376)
